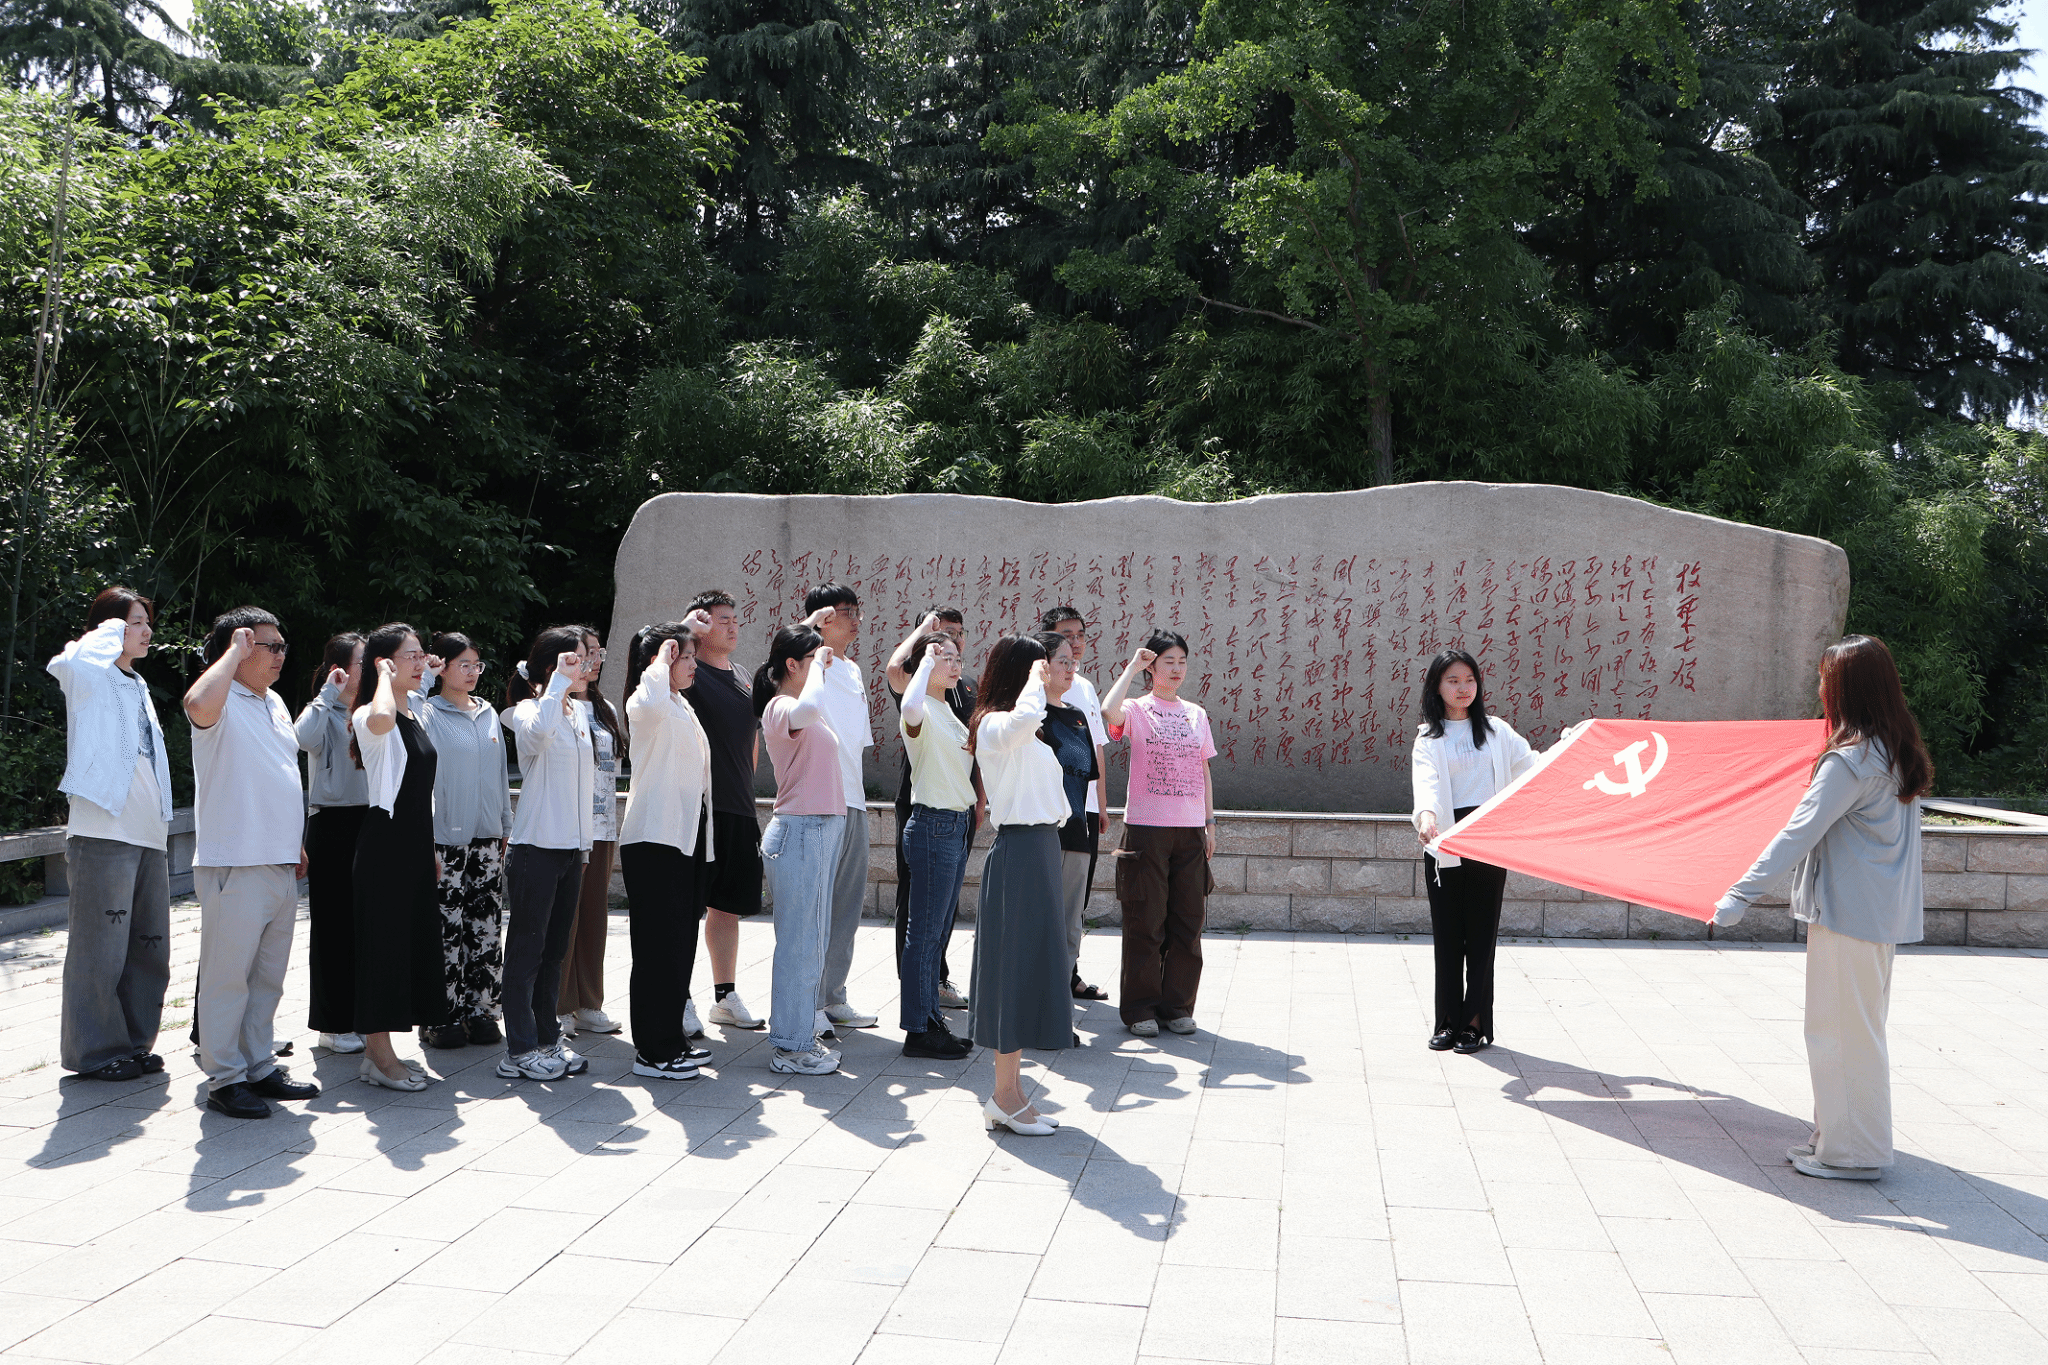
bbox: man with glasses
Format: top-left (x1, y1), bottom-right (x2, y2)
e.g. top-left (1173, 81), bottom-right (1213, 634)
top-left (183, 607), bottom-right (319, 1119)
top-left (801, 583), bottom-right (879, 1038)
top-left (1042, 605), bottom-right (1112, 1000)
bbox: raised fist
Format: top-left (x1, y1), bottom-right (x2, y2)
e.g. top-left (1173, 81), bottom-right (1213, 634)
top-left (1131, 647), bottom-right (1157, 670)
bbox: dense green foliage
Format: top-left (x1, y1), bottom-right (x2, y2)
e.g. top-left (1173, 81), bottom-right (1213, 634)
top-left (0, 0), bottom-right (2043, 829)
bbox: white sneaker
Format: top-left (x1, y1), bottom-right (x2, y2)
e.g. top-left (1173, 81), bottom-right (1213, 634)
top-left (770, 1042), bottom-right (841, 1075)
top-left (814, 1009), bottom-right (838, 1042)
top-left (556, 1013), bottom-right (577, 1039)
top-left (683, 999), bottom-right (705, 1038)
top-left (936, 980), bottom-right (968, 1009)
top-left (546, 1041), bottom-right (589, 1076)
top-left (319, 1032), bottom-right (365, 1054)
top-left (824, 1002), bottom-right (878, 1028)
top-left (708, 991), bottom-right (764, 1029)
top-left (633, 1052), bottom-right (700, 1080)
top-left (497, 1049), bottom-right (567, 1081)
top-left (573, 1008), bottom-right (621, 1034)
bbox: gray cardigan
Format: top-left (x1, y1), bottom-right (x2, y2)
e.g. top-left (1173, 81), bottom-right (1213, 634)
top-left (421, 693), bottom-right (513, 846)
top-left (295, 683), bottom-right (369, 811)
top-left (1719, 740), bottom-right (1924, 945)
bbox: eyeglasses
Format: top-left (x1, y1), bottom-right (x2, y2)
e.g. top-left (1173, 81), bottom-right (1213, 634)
top-left (396, 650), bottom-right (428, 663)
top-left (452, 659), bottom-right (486, 673)
top-left (251, 641), bottom-right (289, 656)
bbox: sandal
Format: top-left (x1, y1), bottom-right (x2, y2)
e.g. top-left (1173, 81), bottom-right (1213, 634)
top-left (1070, 973), bottom-right (1109, 1001)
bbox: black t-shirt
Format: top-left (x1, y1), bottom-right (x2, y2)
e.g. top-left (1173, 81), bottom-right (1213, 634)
top-left (685, 660), bottom-right (758, 818)
top-left (888, 679), bottom-right (976, 808)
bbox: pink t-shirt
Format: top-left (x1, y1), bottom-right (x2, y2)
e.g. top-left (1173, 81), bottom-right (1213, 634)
top-left (1109, 694), bottom-right (1217, 828)
top-left (762, 695), bottom-right (844, 816)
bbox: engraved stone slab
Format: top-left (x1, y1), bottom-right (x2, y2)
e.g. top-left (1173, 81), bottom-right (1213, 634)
top-left (607, 484), bottom-right (1849, 810)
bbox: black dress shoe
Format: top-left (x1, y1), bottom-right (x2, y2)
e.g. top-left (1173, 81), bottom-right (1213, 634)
top-left (1452, 1029), bottom-right (1490, 1055)
top-left (465, 1015), bottom-right (503, 1046)
top-left (902, 1028), bottom-right (972, 1060)
top-left (206, 1082), bottom-right (271, 1119)
top-left (83, 1056), bottom-right (142, 1081)
top-left (1428, 1029), bottom-right (1458, 1051)
top-left (133, 1052), bottom-right (165, 1074)
top-left (421, 1024), bottom-right (469, 1050)
top-left (247, 1067), bottom-right (320, 1101)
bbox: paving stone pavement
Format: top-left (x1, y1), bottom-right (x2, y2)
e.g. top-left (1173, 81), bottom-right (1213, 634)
top-left (0, 900), bottom-right (2045, 1364)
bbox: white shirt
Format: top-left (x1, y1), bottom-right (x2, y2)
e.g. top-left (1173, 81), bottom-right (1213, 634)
top-left (1061, 673), bottom-right (1110, 814)
top-left (618, 665), bottom-right (716, 858)
top-left (504, 670), bottom-right (594, 852)
top-left (1409, 715), bottom-right (1536, 870)
top-left (817, 655), bottom-right (874, 809)
top-left (192, 680), bottom-right (305, 868)
top-left (1442, 721), bottom-right (1495, 809)
top-left (587, 704), bottom-right (621, 843)
top-left (49, 618), bottom-right (173, 833)
top-left (352, 703), bottom-right (416, 817)
top-left (68, 756), bottom-right (168, 850)
top-left (976, 675), bottom-right (1070, 828)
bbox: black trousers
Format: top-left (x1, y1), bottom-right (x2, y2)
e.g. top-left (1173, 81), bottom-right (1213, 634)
top-left (305, 805), bottom-right (368, 1034)
top-left (1423, 805), bottom-right (1508, 1041)
top-left (894, 792), bottom-right (977, 983)
top-left (502, 845), bottom-right (582, 1056)
top-left (621, 835), bottom-right (708, 1064)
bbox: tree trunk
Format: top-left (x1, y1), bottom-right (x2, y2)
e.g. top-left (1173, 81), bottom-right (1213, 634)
top-left (1371, 389), bottom-right (1393, 485)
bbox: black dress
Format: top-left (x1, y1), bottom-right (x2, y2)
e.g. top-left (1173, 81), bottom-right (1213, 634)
top-left (353, 711), bottom-right (450, 1033)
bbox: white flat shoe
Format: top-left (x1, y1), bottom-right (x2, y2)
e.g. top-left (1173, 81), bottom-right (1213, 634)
top-left (983, 1098), bottom-right (1056, 1136)
top-left (319, 1032), bottom-right (365, 1054)
top-left (359, 1058), bottom-right (429, 1092)
top-left (1790, 1150), bottom-right (1881, 1180)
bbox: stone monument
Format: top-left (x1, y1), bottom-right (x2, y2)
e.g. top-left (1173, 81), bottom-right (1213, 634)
top-left (608, 484), bottom-right (1850, 811)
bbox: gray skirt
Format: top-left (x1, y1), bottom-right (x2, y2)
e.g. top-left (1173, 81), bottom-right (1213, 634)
top-left (968, 824), bottom-right (1072, 1052)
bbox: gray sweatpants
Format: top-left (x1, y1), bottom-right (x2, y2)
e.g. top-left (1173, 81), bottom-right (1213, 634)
top-left (61, 836), bottom-right (171, 1074)
top-left (818, 805), bottom-right (870, 1010)
top-left (194, 864), bottom-right (297, 1091)
top-left (1061, 850), bottom-right (1092, 970)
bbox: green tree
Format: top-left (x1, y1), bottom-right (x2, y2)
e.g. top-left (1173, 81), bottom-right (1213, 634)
top-left (0, 0), bottom-right (186, 129)
top-left (1767, 0), bottom-right (2048, 421)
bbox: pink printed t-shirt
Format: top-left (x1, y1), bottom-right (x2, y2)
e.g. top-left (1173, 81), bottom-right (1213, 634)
top-left (761, 694), bottom-right (845, 816)
top-left (1108, 694), bottom-right (1217, 828)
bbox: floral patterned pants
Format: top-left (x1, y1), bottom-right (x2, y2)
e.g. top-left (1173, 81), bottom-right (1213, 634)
top-left (435, 839), bottom-right (505, 1022)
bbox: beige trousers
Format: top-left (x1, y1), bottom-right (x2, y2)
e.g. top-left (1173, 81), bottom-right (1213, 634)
top-left (1805, 921), bottom-right (1896, 1168)
top-left (195, 864), bottom-right (298, 1091)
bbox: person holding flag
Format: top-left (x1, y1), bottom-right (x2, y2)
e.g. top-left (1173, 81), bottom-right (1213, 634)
top-left (1411, 649), bottom-right (1537, 1055)
top-left (1711, 635), bottom-right (1931, 1182)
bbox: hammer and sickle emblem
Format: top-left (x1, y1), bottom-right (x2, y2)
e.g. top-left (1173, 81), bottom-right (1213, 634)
top-left (1583, 732), bottom-right (1669, 797)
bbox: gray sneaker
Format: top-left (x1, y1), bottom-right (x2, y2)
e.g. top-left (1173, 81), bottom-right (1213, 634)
top-left (936, 980), bottom-right (968, 1009)
top-left (1164, 1017), bottom-right (1197, 1035)
top-left (770, 1042), bottom-right (841, 1075)
top-left (496, 1049), bottom-right (568, 1081)
top-left (1129, 1020), bottom-right (1160, 1038)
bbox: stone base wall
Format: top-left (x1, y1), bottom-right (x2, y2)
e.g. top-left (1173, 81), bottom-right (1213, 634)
top-left (817, 806), bottom-right (2048, 948)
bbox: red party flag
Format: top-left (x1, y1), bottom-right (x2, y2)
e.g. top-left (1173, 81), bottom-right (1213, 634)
top-left (1435, 718), bottom-right (1829, 923)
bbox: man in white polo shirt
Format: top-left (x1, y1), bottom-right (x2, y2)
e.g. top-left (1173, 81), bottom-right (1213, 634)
top-left (802, 583), bottom-right (878, 1036)
top-left (183, 607), bottom-right (320, 1120)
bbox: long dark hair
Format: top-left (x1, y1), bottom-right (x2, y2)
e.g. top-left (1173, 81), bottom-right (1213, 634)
top-left (1816, 635), bottom-right (1933, 801)
top-left (509, 624), bottom-right (588, 707)
top-left (350, 622), bottom-right (420, 768)
top-left (752, 625), bottom-right (825, 719)
top-left (624, 621), bottom-right (697, 703)
top-left (967, 633), bottom-right (1048, 754)
top-left (310, 631), bottom-right (365, 702)
top-left (570, 626), bottom-right (623, 750)
top-left (1420, 649), bottom-right (1492, 747)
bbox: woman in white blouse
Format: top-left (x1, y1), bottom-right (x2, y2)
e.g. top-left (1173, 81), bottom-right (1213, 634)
top-left (966, 635), bottom-right (1073, 1135)
top-left (618, 616), bottom-right (719, 1080)
top-left (1410, 649), bottom-right (1535, 1055)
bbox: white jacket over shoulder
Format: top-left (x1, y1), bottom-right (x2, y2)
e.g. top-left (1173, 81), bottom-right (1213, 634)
top-left (619, 663), bottom-right (716, 858)
top-left (1410, 715), bottom-right (1535, 869)
top-left (47, 617), bottom-right (173, 824)
top-left (503, 669), bottom-right (594, 852)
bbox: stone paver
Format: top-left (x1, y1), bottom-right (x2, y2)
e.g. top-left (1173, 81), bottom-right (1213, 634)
top-left (0, 901), bottom-right (2045, 1363)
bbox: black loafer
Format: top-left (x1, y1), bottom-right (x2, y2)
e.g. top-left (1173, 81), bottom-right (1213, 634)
top-left (1453, 1029), bottom-right (1490, 1054)
top-left (133, 1052), bottom-right (165, 1074)
top-left (247, 1067), bottom-right (320, 1101)
top-left (465, 1016), bottom-right (503, 1046)
top-left (84, 1056), bottom-right (142, 1081)
top-left (1428, 1029), bottom-right (1458, 1051)
top-left (206, 1082), bottom-right (271, 1119)
top-left (902, 1028), bottom-right (972, 1060)
top-left (421, 1024), bottom-right (469, 1050)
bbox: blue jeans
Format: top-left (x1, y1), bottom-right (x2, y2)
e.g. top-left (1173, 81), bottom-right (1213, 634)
top-left (763, 812), bottom-right (845, 1052)
top-left (899, 806), bottom-right (970, 1031)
